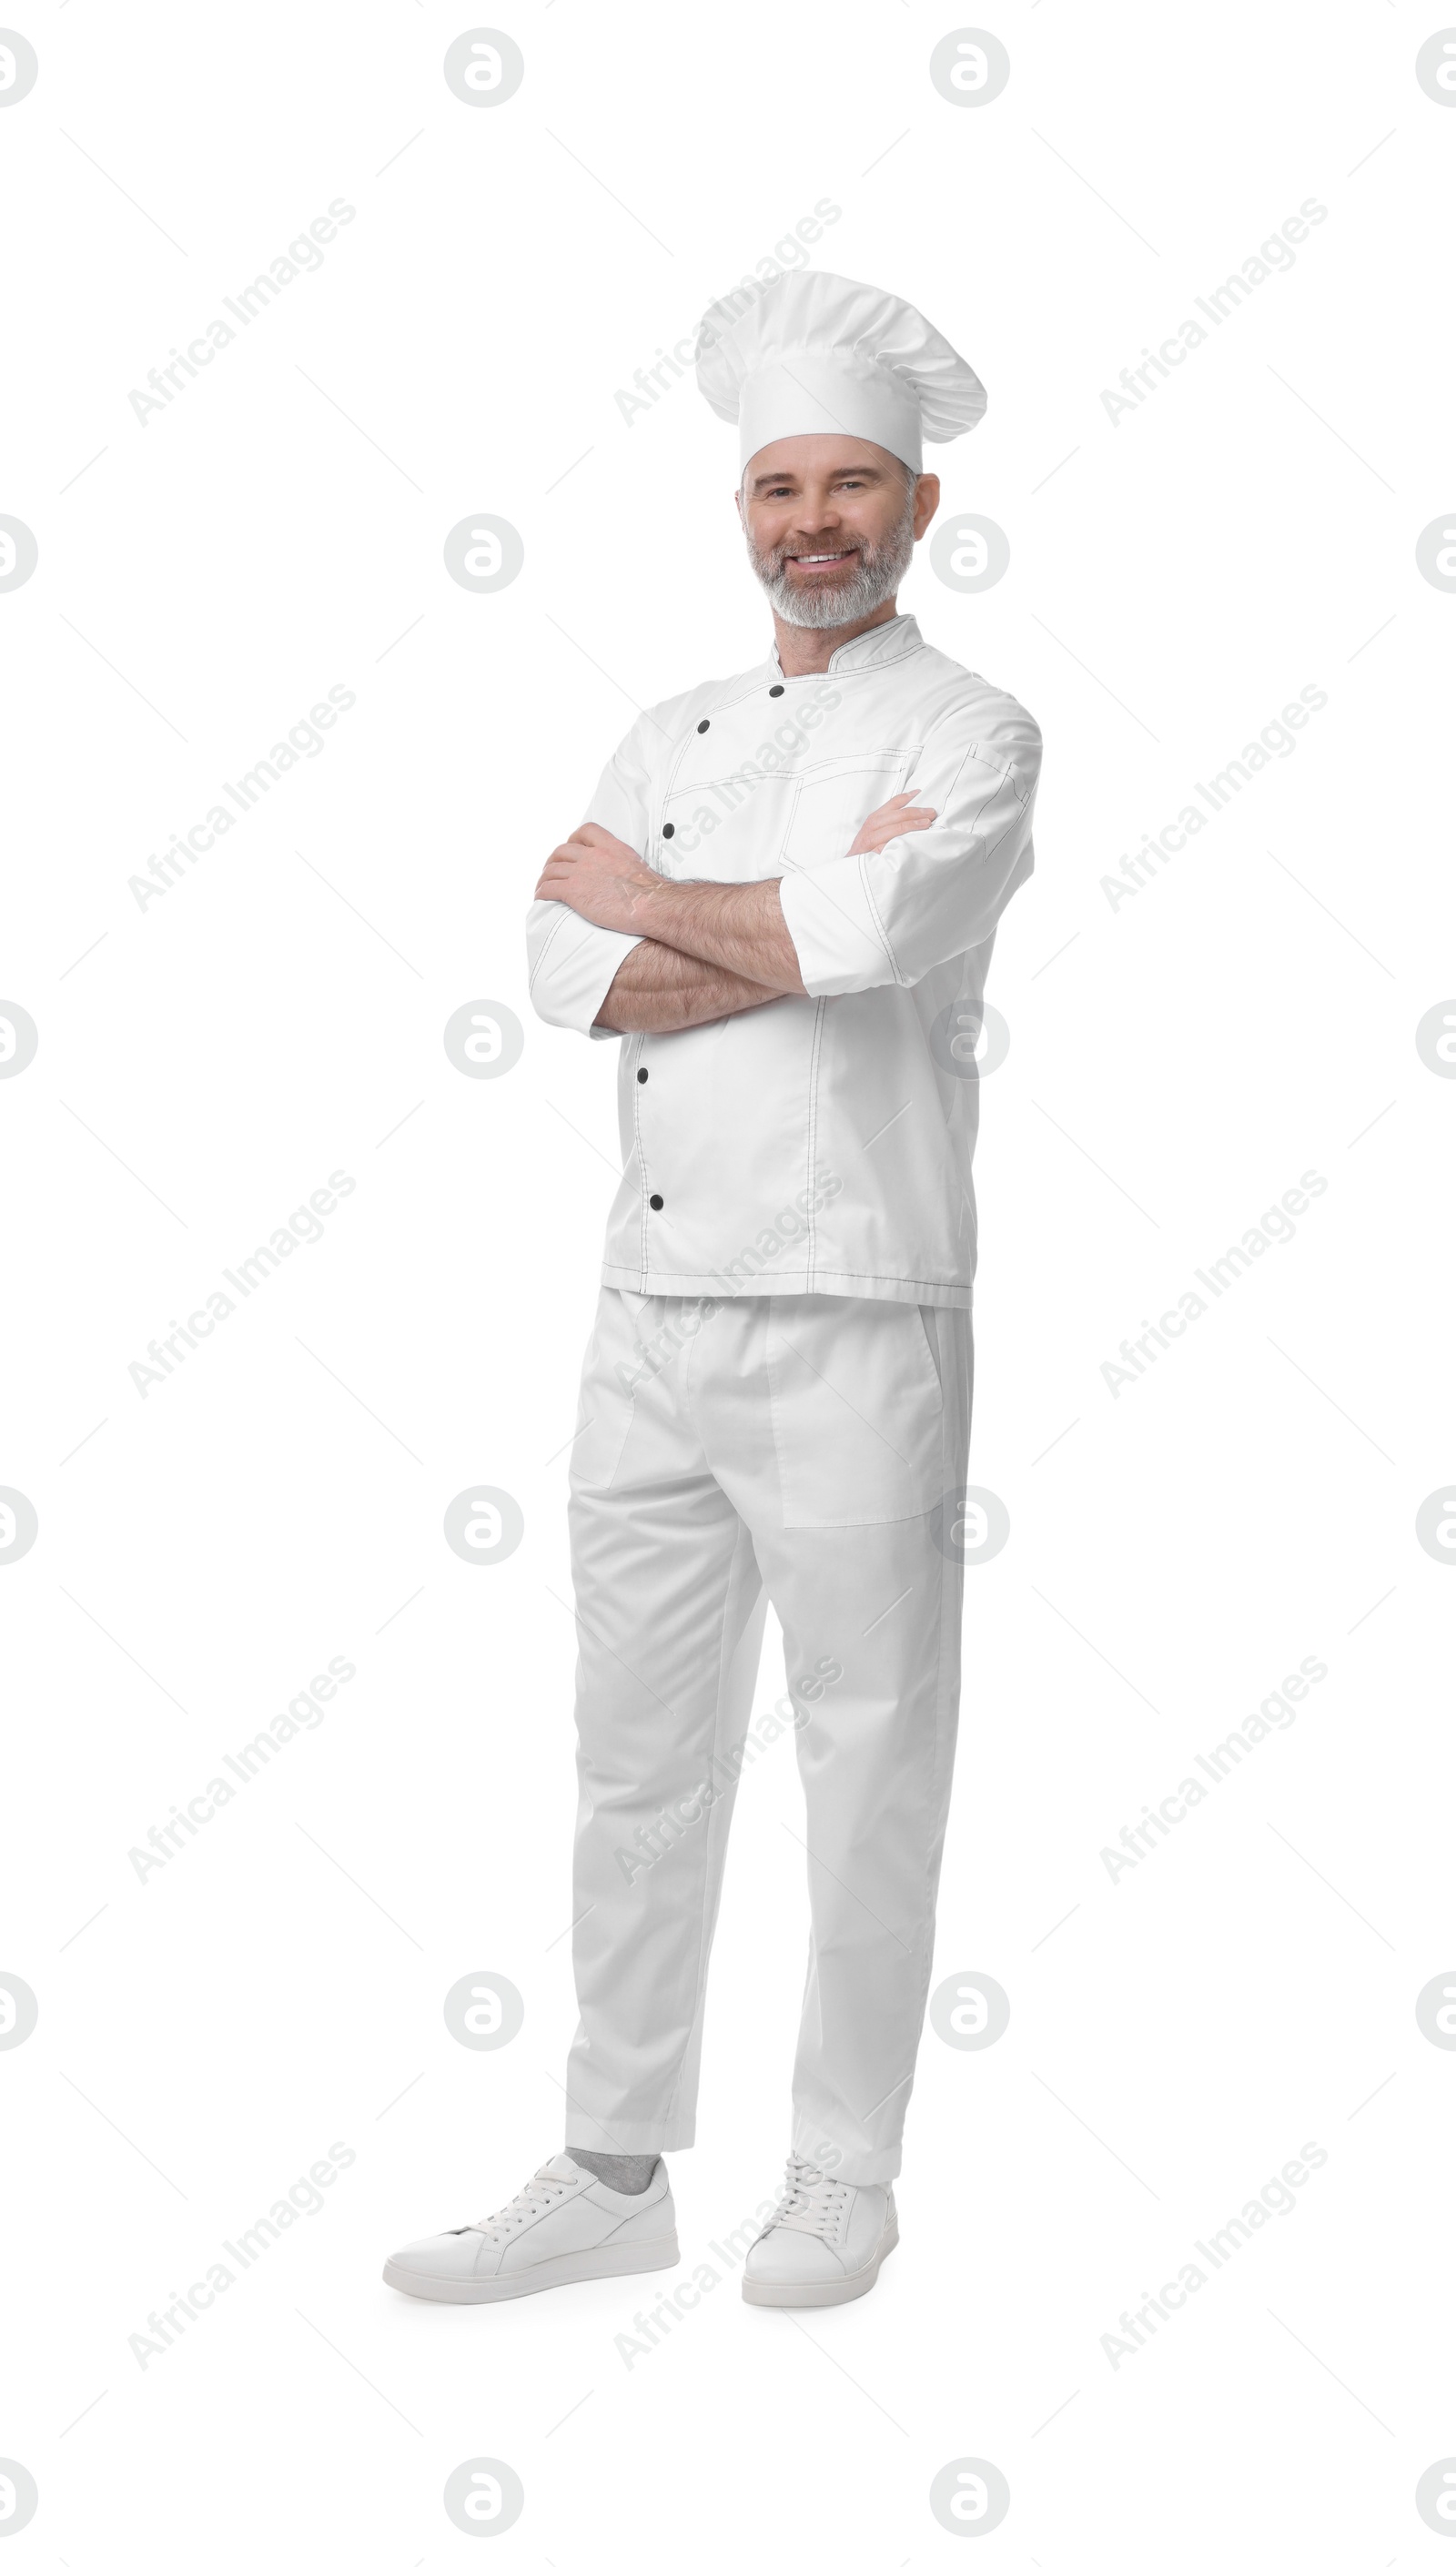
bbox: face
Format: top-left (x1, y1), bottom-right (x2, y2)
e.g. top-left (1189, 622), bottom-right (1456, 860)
top-left (737, 436), bottom-right (940, 629)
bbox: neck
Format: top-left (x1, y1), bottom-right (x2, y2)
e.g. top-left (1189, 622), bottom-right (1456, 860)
top-left (769, 593), bottom-right (901, 679)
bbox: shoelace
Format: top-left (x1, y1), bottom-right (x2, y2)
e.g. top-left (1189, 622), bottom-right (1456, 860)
top-left (466, 2164), bottom-right (578, 2243)
top-left (764, 2154), bottom-right (850, 2239)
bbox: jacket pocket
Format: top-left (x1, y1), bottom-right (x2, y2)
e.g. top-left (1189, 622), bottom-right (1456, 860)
top-left (779, 752), bottom-right (910, 876)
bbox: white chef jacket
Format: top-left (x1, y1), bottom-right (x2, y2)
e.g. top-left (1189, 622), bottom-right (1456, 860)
top-left (525, 612), bottom-right (1040, 1309)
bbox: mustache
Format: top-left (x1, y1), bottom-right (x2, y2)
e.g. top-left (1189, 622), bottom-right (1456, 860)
top-left (755, 536), bottom-right (874, 572)
top-left (743, 489), bottom-right (917, 628)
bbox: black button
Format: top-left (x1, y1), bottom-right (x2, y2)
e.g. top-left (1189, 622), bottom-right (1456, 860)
top-left (769, 683), bottom-right (784, 697)
top-left (662, 822), bottom-right (674, 838)
top-left (697, 719), bottom-right (710, 733)
top-left (649, 1193), bottom-right (663, 1210)
top-left (637, 1066), bottom-right (648, 1083)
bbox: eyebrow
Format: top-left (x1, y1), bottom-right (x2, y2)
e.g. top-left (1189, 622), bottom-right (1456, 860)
top-left (747, 462), bottom-right (892, 493)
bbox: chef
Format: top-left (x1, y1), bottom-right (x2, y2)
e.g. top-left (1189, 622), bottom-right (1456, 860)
top-left (385, 269), bottom-right (1041, 2313)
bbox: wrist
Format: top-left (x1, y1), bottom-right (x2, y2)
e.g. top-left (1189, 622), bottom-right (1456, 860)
top-left (633, 874), bottom-right (689, 944)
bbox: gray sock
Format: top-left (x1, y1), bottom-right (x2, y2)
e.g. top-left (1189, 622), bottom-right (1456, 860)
top-left (567, 2148), bottom-right (660, 2195)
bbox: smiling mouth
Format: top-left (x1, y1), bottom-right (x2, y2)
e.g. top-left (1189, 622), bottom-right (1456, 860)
top-left (784, 547), bottom-right (858, 571)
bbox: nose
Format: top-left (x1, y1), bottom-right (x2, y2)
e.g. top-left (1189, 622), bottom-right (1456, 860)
top-left (794, 495), bottom-right (841, 534)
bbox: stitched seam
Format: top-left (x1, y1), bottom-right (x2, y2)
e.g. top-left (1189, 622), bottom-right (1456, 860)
top-left (717, 637), bottom-right (923, 712)
top-left (661, 723), bottom-right (696, 804)
top-left (628, 1035), bottom-right (648, 1286)
top-left (855, 848), bottom-right (903, 981)
top-left (774, 771), bottom-right (804, 873)
top-left (526, 904), bottom-right (570, 995)
top-left (931, 731), bottom-right (1035, 813)
top-left (663, 1513), bottom-right (759, 2127)
top-left (669, 749), bottom-right (905, 803)
top-left (922, 1318), bottom-right (970, 1997)
top-left (891, 1312), bottom-right (968, 2142)
top-left (861, 741), bottom-right (1031, 985)
top-left (602, 1261), bottom-right (974, 1289)
top-left (804, 998), bottom-right (825, 1290)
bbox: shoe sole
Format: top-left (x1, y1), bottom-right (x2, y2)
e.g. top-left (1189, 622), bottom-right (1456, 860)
top-left (741, 2212), bottom-right (899, 2308)
top-left (383, 2230), bottom-right (680, 2304)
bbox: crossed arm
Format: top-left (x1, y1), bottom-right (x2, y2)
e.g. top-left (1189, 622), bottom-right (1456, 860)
top-left (533, 794), bottom-right (935, 1034)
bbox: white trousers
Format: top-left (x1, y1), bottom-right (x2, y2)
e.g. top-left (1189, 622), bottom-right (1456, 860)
top-left (563, 1287), bottom-right (973, 2187)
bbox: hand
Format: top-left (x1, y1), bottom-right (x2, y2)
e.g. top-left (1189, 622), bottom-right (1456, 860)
top-left (535, 824), bottom-right (662, 934)
top-left (850, 792), bottom-right (937, 857)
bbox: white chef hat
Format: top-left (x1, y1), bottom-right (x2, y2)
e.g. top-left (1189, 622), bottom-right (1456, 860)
top-left (694, 268), bottom-right (986, 477)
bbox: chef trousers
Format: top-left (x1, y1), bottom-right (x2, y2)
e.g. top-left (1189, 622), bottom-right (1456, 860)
top-left (562, 1285), bottom-right (973, 2187)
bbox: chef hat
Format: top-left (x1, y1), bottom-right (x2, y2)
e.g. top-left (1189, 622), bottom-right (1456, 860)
top-left (694, 268), bottom-right (986, 477)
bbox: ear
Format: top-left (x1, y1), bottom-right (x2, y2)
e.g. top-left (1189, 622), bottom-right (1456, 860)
top-left (912, 473), bottom-right (941, 541)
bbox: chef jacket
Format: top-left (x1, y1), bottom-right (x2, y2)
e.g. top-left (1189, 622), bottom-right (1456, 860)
top-left (524, 612), bottom-right (1040, 1310)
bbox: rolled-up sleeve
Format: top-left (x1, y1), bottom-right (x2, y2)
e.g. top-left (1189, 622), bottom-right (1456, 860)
top-left (525, 905), bottom-right (643, 1037)
top-left (524, 720), bottom-right (652, 1037)
top-left (778, 706), bottom-right (1041, 996)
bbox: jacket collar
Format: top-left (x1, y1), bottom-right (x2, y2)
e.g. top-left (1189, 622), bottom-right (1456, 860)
top-left (770, 612), bottom-right (924, 680)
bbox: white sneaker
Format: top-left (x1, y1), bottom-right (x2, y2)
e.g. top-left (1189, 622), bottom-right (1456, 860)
top-left (383, 2153), bottom-right (678, 2304)
top-left (742, 2156), bottom-right (898, 2307)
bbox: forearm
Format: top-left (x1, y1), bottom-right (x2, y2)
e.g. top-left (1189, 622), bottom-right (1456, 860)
top-left (593, 937), bottom-right (784, 1034)
top-left (624, 875), bottom-right (807, 995)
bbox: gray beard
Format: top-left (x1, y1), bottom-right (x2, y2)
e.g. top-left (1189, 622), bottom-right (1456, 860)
top-left (745, 495), bottom-right (917, 630)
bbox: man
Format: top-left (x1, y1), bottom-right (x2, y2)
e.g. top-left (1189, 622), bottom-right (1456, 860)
top-left (386, 270), bottom-right (1040, 2311)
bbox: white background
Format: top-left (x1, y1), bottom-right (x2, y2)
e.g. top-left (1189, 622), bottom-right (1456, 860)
top-left (3, 0), bottom-right (1455, 2557)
